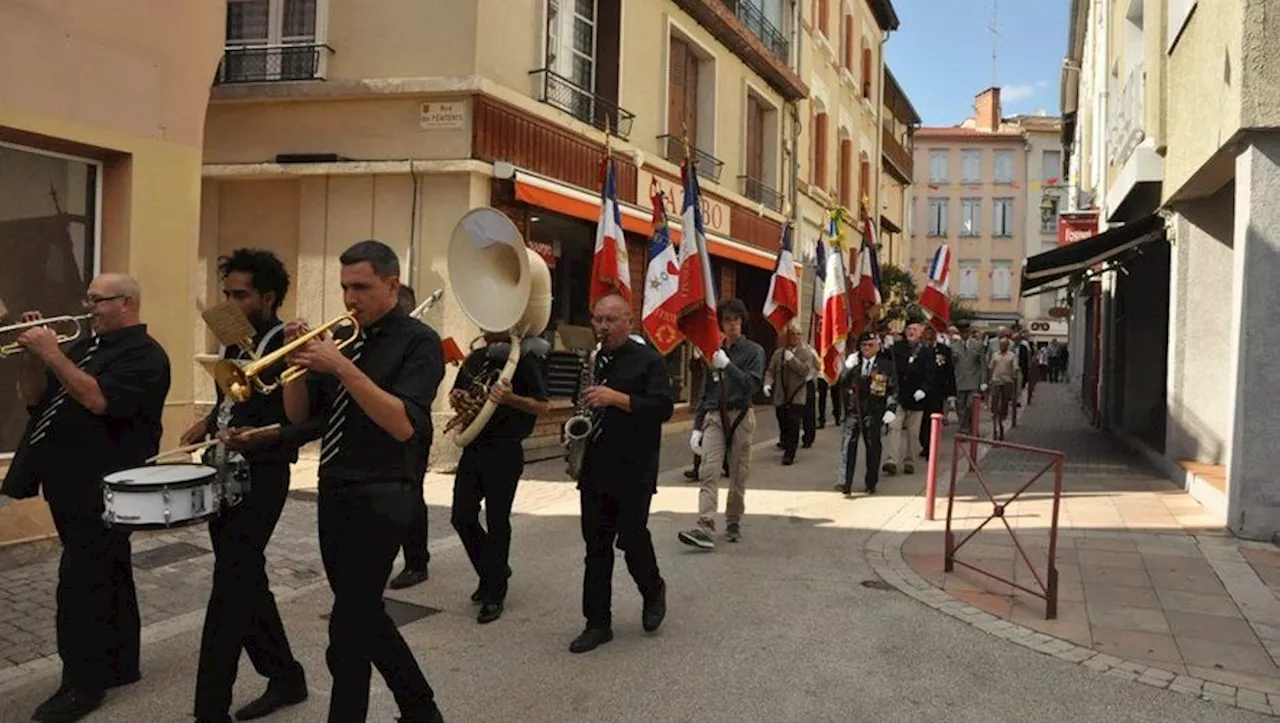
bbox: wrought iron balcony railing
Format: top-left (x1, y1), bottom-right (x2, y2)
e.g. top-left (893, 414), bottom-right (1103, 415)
top-left (719, 0), bottom-right (790, 63)
top-left (214, 44), bottom-right (332, 84)
top-left (738, 175), bottom-right (783, 212)
top-left (1108, 62), bottom-right (1145, 168)
top-left (529, 68), bottom-right (636, 140)
top-left (656, 135), bottom-right (725, 183)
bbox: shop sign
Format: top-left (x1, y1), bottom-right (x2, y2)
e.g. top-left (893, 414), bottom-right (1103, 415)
top-left (419, 101), bottom-right (466, 130)
top-left (637, 168), bottom-right (729, 236)
top-left (1048, 306), bottom-right (1070, 319)
top-left (1057, 210), bottom-right (1099, 247)
top-left (1025, 319), bottom-right (1068, 337)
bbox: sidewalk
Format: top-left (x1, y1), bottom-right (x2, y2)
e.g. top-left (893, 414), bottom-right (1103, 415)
top-left (879, 382), bottom-right (1280, 715)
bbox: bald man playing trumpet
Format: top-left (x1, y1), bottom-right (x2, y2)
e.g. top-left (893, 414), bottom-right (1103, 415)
top-left (1, 273), bottom-right (171, 723)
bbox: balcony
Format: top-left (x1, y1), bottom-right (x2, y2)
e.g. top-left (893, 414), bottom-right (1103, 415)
top-left (1103, 62), bottom-right (1164, 221)
top-left (738, 175), bottom-right (783, 212)
top-left (1108, 63), bottom-right (1145, 167)
top-left (529, 69), bottom-right (635, 140)
top-left (214, 44), bottom-right (332, 84)
top-left (881, 127), bottom-right (913, 184)
top-left (671, 0), bottom-right (808, 100)
top-left (657, 135), bottom-right (725, 183)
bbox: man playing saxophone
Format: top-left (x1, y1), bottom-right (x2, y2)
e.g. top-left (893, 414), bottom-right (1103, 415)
top-left (447, 331), bottom-right (548, 624)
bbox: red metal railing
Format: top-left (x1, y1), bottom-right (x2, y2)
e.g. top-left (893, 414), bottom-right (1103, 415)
top-left (943, 434), bottom-right (1066, 619)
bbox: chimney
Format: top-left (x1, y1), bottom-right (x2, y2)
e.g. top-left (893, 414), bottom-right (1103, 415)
top-left (974, 87), bottom-right (1002, 132)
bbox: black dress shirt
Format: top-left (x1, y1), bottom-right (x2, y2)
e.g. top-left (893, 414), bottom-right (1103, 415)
top-left (837, 352), bottom-right (898, 419)
top-left (203, 318), bottom-right (322, 464)
top-left (580, 339), bottom-right (675, 496)
top-left (1, 324), bottom-right (171, 507)
top-left (451, 345), bottom-right (548, 443)
top-left (695, 336), bottom-right (765, 426)
top-left (306, 308), bottom-right (444, 483)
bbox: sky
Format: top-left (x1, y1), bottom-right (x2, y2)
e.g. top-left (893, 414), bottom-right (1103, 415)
top-left (884, 0), bottom-right (1070, 126)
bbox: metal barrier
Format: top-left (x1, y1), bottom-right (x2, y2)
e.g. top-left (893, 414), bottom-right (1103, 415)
top-left (943, 434), bottom-right (1066, 620)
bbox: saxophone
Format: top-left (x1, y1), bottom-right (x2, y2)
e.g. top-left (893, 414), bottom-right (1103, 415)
top-left (563, 341), bottom-right (602, 480)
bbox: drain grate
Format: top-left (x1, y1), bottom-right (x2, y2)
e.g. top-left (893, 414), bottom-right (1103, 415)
top-left (133, 542), bottom-right (211, 570)
top-left (322, 598), bottom-right (442, 628)
top-left (860, 579), bottom-right (895, 591)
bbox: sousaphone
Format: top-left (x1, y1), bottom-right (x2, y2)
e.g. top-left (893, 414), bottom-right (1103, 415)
top-left (443, 207), bottom-right (552, 446)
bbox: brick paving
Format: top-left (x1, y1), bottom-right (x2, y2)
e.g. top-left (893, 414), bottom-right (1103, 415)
top-left (870, 381), bottom-right (1280, 716)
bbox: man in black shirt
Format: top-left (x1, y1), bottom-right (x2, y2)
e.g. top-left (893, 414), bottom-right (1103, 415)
top-left (283, 241), bottom-right (445, 723)
top-left (835, 331), bottom-right (898, 495)
top-left (569, 294), bottom-right (674, 654)
top-left (918, 325), bottom-right (956, 459)
top-left (448, 331), bottom-right (548, 624)
top-left (181, 249), bottom-right (312, 723)
top-left (2, 273), bottom-right (170, 723)
top-left (387, 285), bottom-right (437, 591)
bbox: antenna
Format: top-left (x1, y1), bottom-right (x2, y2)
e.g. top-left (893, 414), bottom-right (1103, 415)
top-left (988, 0), bottom-right (1001, 87)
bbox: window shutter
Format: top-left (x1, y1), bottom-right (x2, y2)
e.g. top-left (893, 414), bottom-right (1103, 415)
top-left (668, 38), bottom-right (688, 140)
top-left (838, 139), bottom-right (852, 208)
top-left (683, 45), bottom-right (699, 144)
top-left (815, 113), bottom-right (828, 191)
top-left (858, 154), bottom-right (870, 208)
top-left (861, 44), bottom-right (872, 98)
top-left (843, 16), bottom-right (853, 69)
top-left (747, 97), bottom-right (765, 181)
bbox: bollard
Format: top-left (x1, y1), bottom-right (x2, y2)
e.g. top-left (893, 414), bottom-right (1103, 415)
top-left (970, 393), bottom-right (983, 463)
top-left (925, 412), bottom-right (943, 520)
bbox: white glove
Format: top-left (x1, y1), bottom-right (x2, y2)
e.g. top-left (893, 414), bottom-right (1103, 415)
top-left (980, 383), bottom-right (989, 393)
top-left (845, 353), bottom-right (859, 370)
top-left (692, 347), bottom-right (702, 360)
top-left (762, 384), bottom-right (772, 397)
top-left (690, 430), bottom-right (703, 454)
top-left (783, 349), bottom-right (795, 362)
top-left (913, 389), bottom-right (926, 402)
top-left (882, 410), bottom-right (896, 425)
top-left (711, 349), bottom-right (730, 370)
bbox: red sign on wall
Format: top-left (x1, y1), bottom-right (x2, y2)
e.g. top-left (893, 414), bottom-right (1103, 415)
top-left (1057, 210), bottom-right (1100, 247)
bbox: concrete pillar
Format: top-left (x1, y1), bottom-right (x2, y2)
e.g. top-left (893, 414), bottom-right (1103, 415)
top-left (1227, 134), bottom-right (1280, 540)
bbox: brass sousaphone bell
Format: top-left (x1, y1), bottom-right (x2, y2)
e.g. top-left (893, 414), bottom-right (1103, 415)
top-left (443, 207), bottom-right (552, 446)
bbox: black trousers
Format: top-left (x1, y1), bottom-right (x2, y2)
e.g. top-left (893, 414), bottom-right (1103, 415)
top-left (817, 379), bottom-right (843, 423)
top-left (402, 475), bottom-right (431, 572)
top-left (841, 415), bottom-right (884, 491)
top-left (49, 497), bottom-right (140, 693)
top-left (451, 439), bottom-right (523, 605)
top-left (802, 381), bottom-right (817, 444)
top-left (580, 488), bottom-right (663, 629)
top-left (194, 463), bottom-right (304, 718)
top-left (775, 404), bottom-right (804, 454)
top-left (319, 480), bottom-right (435, 722)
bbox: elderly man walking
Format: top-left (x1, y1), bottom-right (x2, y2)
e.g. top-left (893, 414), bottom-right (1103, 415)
top-left (952, 325), bottom-right (988, 435)
top-left (763, 323), bottom-right (819, 466)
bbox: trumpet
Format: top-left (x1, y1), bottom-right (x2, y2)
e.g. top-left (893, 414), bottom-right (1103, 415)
top-left (0, 314), bottom-right (92, 357)
top-left (212, 313), bottom-right (359, 403)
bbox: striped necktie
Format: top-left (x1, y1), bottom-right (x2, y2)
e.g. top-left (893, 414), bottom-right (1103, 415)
top-left (319, 334), bottom-right (365, 468)
top-left (30, 335), bottom-right (101, 446)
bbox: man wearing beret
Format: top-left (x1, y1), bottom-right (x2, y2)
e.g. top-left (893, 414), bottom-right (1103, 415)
top-left (835, 331), bottom-right (898, 496)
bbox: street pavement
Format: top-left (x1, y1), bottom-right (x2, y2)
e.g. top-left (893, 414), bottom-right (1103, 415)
top-left (0, 399), bottom-right (1269, 722)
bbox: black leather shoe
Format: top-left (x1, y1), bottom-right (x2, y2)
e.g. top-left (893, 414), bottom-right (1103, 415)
top-left (642, 582), bottom-right (666, 633)
top-left (194, 716), bottom-right (234, 723)
top-left (477, 602), bottom-right (503, 624)
top-left (105, 669), bottom-right (141, 689)
top-left (683, 468), bottom-right (699, 481)
top-left (32, 688), bottom-right (103, 722)
top-left (471, 566), bottom-right (513, 603)
top-left (865, 484), bottom-right (878, 495)
top-left (781, 453), bottom-right (795, 466)
top-left (568, 627), bottom-right (613, 653)
top-left (33, 684), bottom-right (72, 719)
top-left (388, 567), bottom-right (428, 590)
top-left (234, 677), bottom-right (308, 721)
top-left (398, 701), bottom-right (446, 723)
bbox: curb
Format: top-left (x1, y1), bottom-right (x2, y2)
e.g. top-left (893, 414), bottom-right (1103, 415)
top-left (865, 484), bottom-right (1280, 717)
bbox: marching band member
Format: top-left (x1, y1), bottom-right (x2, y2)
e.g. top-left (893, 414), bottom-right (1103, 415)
top-left (1, 274), bottom-right (170, 722)
top-left (181, 249), bottom-right (312, 723)
top-left (448, 330), bottom-right (548, 624)
top-left (282, 241), bottom-right (445, 723)
top-left (570, 294), bottom-right (673, 653)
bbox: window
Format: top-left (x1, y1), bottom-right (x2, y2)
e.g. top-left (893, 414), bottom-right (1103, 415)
top-left (842, 15), bottom-right (853, 70)
top-left (1040, 194), bottom-right (1060, 234)
top-left (858, 154), bottom-right (871, 208)
top-left (1167, 0), bottom-right (1197, 52)
top-left (958, 261), bottom-right (979, 299)
top-left (812, 111), bottom-right (829, 190)
top-left (548, 0), bottom-right (596, 91)
top-left (992, 261), bottom-right (1013, 299)
top-left (817, 0), bottom-right (830, 36)
top-left (1042, 150), bottom-right (1062, 185)
top-left (0, 142), bottom-right (99, 456)
top-left (746, 94), bottom-right (767, 184)
top-left (667, 36), bottom-right (700, 145)
top-left (860, 41), bottom-right (872, 99)
top-left (960, 198), bottom-right (981, 236)
top-left (909, 196), bottom-right (916, 237)
top-left (961, 149), bottom-right (981, 183)
top-left (928, 150), bottom-right (948, 183)
top-left (223, 0), bottom-right (321, 81)
top-left (838, 138), bottom-right (853, 209)
top-left (993, 198), bottom-right (1015, 236)
top-left (927, 198), bottom-right (948, 236)
top-left (993, 149), bottom-right (1014, 183)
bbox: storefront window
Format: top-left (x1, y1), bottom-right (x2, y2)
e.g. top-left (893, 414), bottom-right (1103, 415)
top-left (0, 142), bottom-right (99, 456)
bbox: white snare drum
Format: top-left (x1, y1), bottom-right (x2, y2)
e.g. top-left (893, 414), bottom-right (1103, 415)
top-left (102, 464), bottom-right (219, 529)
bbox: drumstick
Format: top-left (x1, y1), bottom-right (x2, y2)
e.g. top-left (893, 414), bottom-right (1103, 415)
top-left (146, 423), bottom-right (282, 463)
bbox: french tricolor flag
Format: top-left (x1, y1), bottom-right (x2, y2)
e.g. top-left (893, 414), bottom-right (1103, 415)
top-left (762, 223), bottom-right (798, 332)
top-left (810, 237), bottom-right (827, 347)
top-left (920, 244), bottom-right (952, 332)
top-left (641, 190), bottom-right (683, 356)
top-left (675, 155), bottom-right (723, 361)
top-left (589, 155), bottom-right (632, 307)
top-left (818, 213), bottom-right (851, 383)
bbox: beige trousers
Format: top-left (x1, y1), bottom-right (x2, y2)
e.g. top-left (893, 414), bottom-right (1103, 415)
top-left (885, 409), bottom-right (924, 468)
top-left (697, 408), bottom-right (756, 528)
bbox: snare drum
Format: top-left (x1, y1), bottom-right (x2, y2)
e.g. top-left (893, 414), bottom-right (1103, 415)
top-left (102, 464), bottom-right (219, 529)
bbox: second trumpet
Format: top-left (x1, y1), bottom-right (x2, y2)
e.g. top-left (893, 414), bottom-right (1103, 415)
top-left (212, 313), bottom-right (359, 403)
